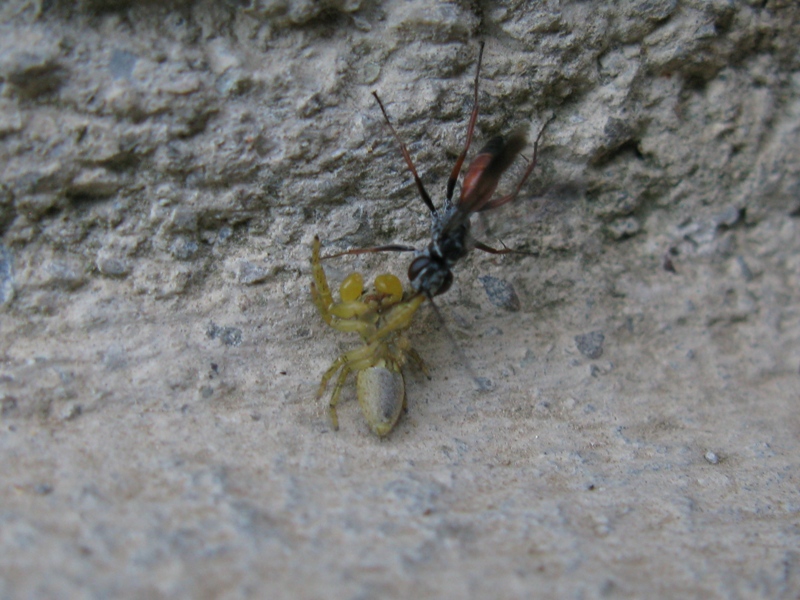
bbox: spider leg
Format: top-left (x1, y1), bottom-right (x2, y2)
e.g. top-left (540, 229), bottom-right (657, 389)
top-left (324, 315), bottom-right (376, 339)
top-left (311, 236), bottom-right (334, 312)
top-left (406, 348), bottom-right (431, 379)
top-left (316, 355), bottom-right (346, 401)
top-left (327, 342), bottom-right (388, 430)
top-left (367, 294), bottom-right (425, 344)
top-left (328, 363), bottom-right (352, 431)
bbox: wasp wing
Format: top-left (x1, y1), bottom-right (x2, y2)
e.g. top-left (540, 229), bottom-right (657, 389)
top-left (442, 132), bottom-right (527, 235)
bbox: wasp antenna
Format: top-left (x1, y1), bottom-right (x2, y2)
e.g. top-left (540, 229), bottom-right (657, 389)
top-left (322, 244), bottom-right (417, 261)
top-left (445, 41), bottom-right (485, 206)
top-left (537, 113), bottom-right (556, 141)
top-left (511, 114), bottom-right (554, 195)
top-left (372, 91), bottom-right (437, 215)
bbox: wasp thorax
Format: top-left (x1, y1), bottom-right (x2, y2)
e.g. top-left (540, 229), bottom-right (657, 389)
top-left (438, 224), bottom-right (470, 264)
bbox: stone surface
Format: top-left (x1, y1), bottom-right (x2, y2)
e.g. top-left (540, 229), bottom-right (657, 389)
top-left (1, 1), bottom-right (799, 597)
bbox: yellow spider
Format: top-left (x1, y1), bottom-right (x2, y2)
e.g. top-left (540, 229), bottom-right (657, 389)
top-left (310, 235), bottom-right (429, 436)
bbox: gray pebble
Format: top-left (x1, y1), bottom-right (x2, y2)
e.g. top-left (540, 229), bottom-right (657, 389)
top-left (479, 275), bottom-right (520, 312)
top-left (575, 331), bottom-right (605, 359)
top-left (169, 237), bottom-right (199, 261)
top-left (206, 322), bottom-right (243, 347)
top-left (0, 244), bottom-right (14, 307)
top-left (607, 217), bottom-right (641, 240)
top-left (237, 260), bottom-right (272, 285)
top-left (475, 377), bottom-right (494, 392)
top-left (109, 49), bottom-right (138, 80)
top-left (96, 256), bottom-right (130, 278)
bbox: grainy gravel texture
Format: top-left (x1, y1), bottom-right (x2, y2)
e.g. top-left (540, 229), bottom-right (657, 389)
top-left (1, 0), bottom-right (799, 598)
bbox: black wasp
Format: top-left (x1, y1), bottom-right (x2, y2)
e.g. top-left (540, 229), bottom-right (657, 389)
top-left (329, 42), bottom-right (551, 302)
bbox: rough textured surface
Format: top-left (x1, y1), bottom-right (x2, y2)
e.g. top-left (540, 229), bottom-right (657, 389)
top-left (1, 0), bottom-right (799, 597)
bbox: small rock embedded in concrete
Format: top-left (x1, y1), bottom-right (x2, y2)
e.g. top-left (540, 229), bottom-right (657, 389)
top-left (575, 331), bottom-right (605, 359)
top-left (109, 49), bottom-right (138, 80)
top-left (704, 451), bottom-right (720, 464)
top-left (0, 244), bottom-right (14, 306)
top-left (3, 50), bottom-right (65, 97)
top-left (478, 275), bottom-right (520, 311)
top-left (713, 205), bottom-right (743, 229)
top-left (67, 168), bottom-right (121, 197)
top-left (34, 483), bottom-right (54, 495)
top-left (96, 255), bottom-right (130, 278)
top-left (43, 261), bottom-right (86, 290)
top-left (168, 207), bottom-right (198, 233)
top-left (57, 402), bottom-right (83, 422)
top-left (736, 256), bottom-right (753, 281)
top-left (1, 396), bottom-right (18, 417)
top-left (475, 377), bottom-right (494, 392)
top-left (607, 217), bottom-right (641, 240)
top-left (217, 226), bottom-right (233, 243)
top-left (103, 344), bottom-right (128, 371)
top-left (169, 236), bottom-right (199, 261)
top-left (215, 69), bottom-right (254, 96)
top-left (237, 260), bottom-right (272, 285)
top-left (206, 322), bottom-right (243, 347)
top-left (663, 252), bottom-right (677, 273)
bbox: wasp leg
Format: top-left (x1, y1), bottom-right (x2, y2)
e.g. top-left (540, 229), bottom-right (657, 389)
top-left (472, 240), bottom-right (535, 257)
top-left (372, 92), bottom-right (437, 215)
top-left (477, 115), bottom-right (554, 212)
top-left (473, 240), bottom-right (514, 254)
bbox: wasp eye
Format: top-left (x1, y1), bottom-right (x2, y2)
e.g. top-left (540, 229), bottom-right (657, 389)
top-left (408, 256), bottom-right (429, 283)
top-left (435, 272), bottom-right (453, 296)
